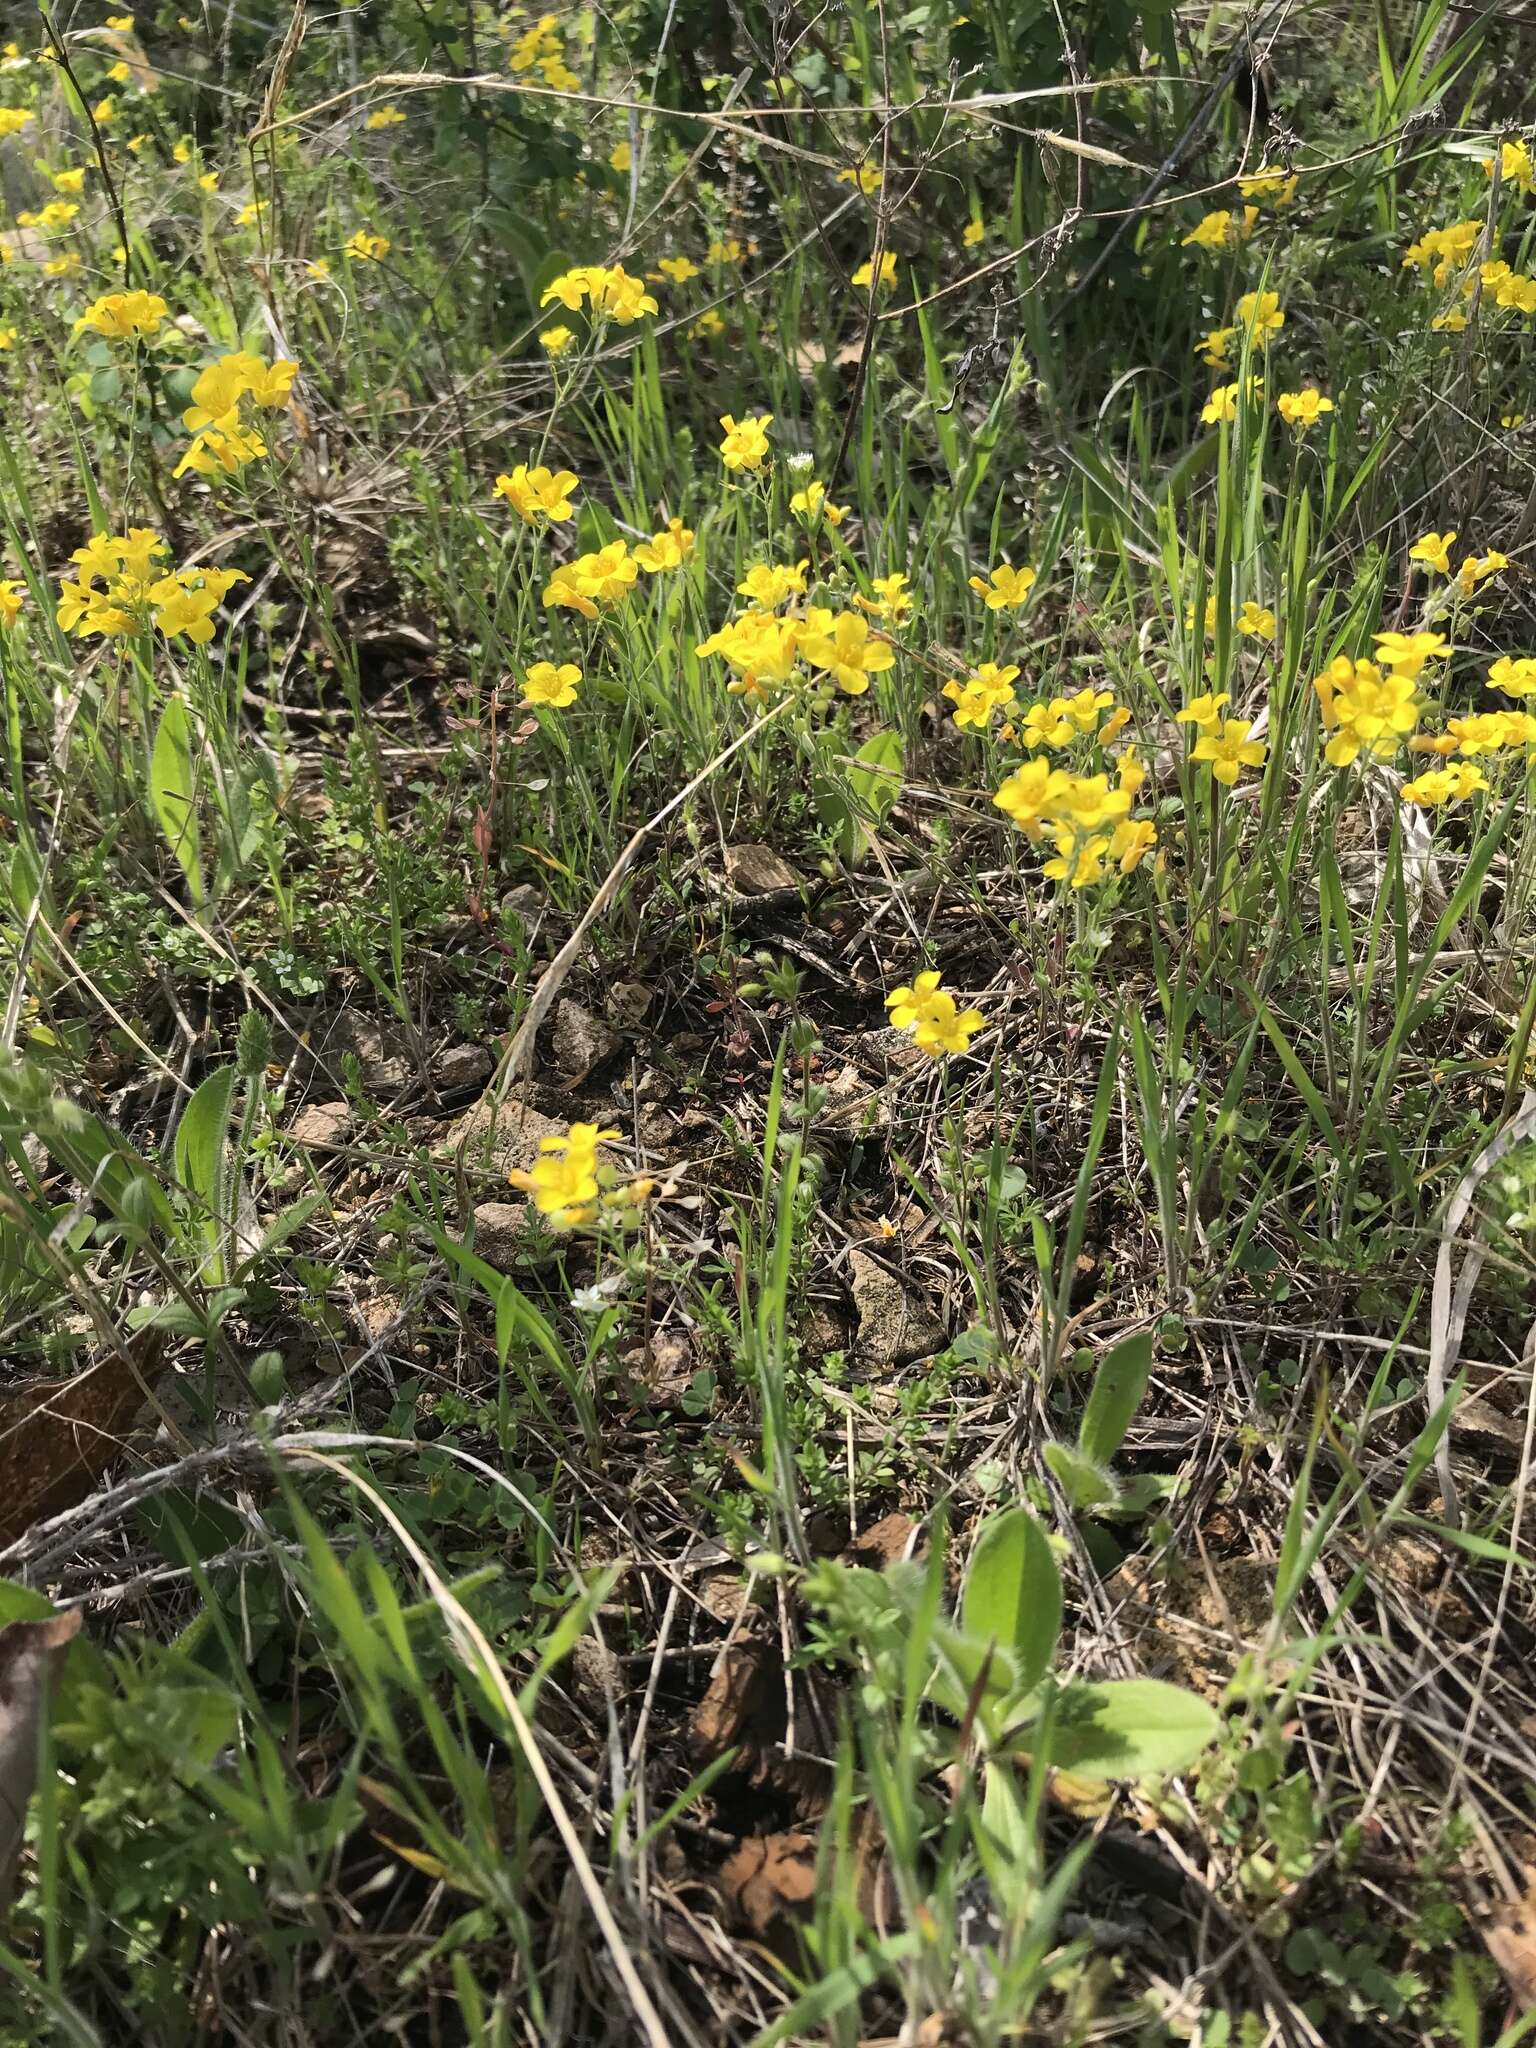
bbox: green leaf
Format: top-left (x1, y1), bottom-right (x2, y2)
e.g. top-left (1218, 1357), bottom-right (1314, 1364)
top-left (1041, 1677), bottom-right (1221, 1779)
top-left (961, 1507), bottom-right (1061, 1696)
top-left (173, 1064), bottom-right (236, 1281)
top-left (1078, 1328), bottom-right (1153, 1465)
top-left (0, 1058), bottom-right (176, 1240)
top-left (1043, 1439), bottom-right (1119, 1513)
top-left (814, 730), bottom-right (904, 864)
top-left (0, 1577), bottom-right (54, 1627)
top-left (150, 695), bottom-right (205, 907)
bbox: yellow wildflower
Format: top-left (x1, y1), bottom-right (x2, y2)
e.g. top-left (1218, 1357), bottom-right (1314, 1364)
top-left (718, 412), bottom-right (772, 472)
top-left (634, 518), bottom-right (694, 572)
top-left (943, 662), bottom-right (1020, 730)
top-left (968, 561), bottom-right (1036, 610)
top-left (493, 464), bottom-right (580, 523)
top-left (797, 610), bottom-right (895, 695)
top-left (885, 972), bottom-right (984, 1057)
top-left (522, 661), bottom-right (582, 708)
top-left (1192, 716), bottom-right (1267, 785)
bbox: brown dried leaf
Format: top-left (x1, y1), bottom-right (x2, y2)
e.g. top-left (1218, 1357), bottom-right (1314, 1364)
top-left (0, 1335), bottom-right (166, 1548)
top-left (0, 1608), bottom-right (81, 1903)
top-left (847, 1512), bottom-right (918, 1570)
top-left (689, 1638), bottom-right (772, 1759)
top-left (1486, 1870), bottom-right (1536, 2011)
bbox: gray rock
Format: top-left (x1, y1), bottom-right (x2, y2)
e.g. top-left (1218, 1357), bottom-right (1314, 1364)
top-left (500, 884), bottom-right (544, 928)
top-left (848, 1251), bottom-right (945, 1373)
top-left (607, 979), bottom-right (654, 1026)
top-left (725, 843), bottom-right (804, 896)
top-left (444, 1093), bottom-right (566, 1179)
top-left (550, 998), bottom-right (620, 1080)
top-left (322, 1012), bottom-right (412, 1094)
top-left (471, 1200), bottom-right (547, 1273)
top-left (437, 1043), bottom-right (493, 1095)
top-left (287, 1100), bottom-right (353, 1150)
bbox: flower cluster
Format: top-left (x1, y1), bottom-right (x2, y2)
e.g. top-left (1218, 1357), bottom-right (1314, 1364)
top-left (507, 1122), bottom-right (650, 1229)
top-left (885, 971), bottom-right (985, 1058)
top-left (1236, 289), bottom-right (1284, 338)
top-left (943, 662), bottom-right (1019, 730)
top-left (175, 350), bottom-right (296, 480)
top-left (634, 518), bottom-right (694, 571)
top-left (507, 12), bottom-right (580, 92)
top-left (495, 463), bottom-right (579, 523)
top-left (1402, 219), bottom-right (1481, 286)
top-left (1181, 206), bottom-right (1259, 250)
top-left (1400, 762), bottom-right (1488, 807)
top-left (1313, 656), bottom-right (1421, 767)
top-left (541, 264), bottom-right (657, 324)
top-left (1489, 656), bottom-right (1536, 700)
top-left (1176, 693), bottom-right (1268, 785)
top-left (1408, 529), bottom-right (1509, 595)
top-left (718, 412), bottom-right (772, 472)
top-left (56, 529), bottom-right (247, 644)
top-left (1277, 387), bottom-right (1333, 431)
top-left (852, 251), bottom-right (898, 290)
top-left (696, 603), bottom-right (895, 700)
top-left (992, 686), bottom-right (1155, 889)
top-left (1238, 164), bottom-right (1299, 207)
top-left (543, 541), bottom-right (639, 618)
top-left (790, 480), bottom-right (846, 527)
top-left (74, 289), bottom-right (168, 340)
top-left (857, 573), bottom-right (913, 623)
top-left (1202, 376), bottom-right (1264, 424)
top-left (1482, 138), bottom-right (1535, 195)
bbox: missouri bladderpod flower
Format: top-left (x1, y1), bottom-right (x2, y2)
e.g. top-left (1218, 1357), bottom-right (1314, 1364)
top-left (992, 757), bottom-right (1072, 838)
top-left (1277, 387), bottom-right (1334, 430)
top-left (1372, 630), bottom-right (1447, 682)
top-left (1236, 289), bottom-right (1284, 337)
top-left (522, 661), bottom-right (581, 707)
top-left (717, 413), bottom-right (773, 471)
top-left (789, 480), bottom-right (847, 526)
top-left (494, 464), bottom-right (579, 523)
top-left (943, 662), bottom-right (1019, 730)
top-left (1488, 655), bottom-right (1536, 699)
top-left (634, 518), bottom-right (694, 571)
top-left (797, 610), bottom-right (894, 695)
top-left (1175, 690), bottom-right (1230, 728)
top-left (1192, 716), bottom-right (1267, 784)
top-left (967, 561), bottom-right (1035, 610)
top-left (1202, 377), bottom-right (1263, 423)
top-left (1182, 208), bottom-right (1250, 249)
top-left (1401, 762), bottom-right (1488, 806)
top-left (1409, 529), bottom-right (1457, 574)
top-left (852, 251), bottom-right (897, 289)
top-left (1457, 550), bottom-right (1508, 595)
top-left (507, 1122), bottom-right (619, 1227)
top-left (736, 560), bottom-right (808, 607)
top-left (539, 263), bottom-right (657, 322)
top-left (855, 573), bottom-right (913, 623)
top-left (885, 971), bottom-right (984, 1057)
top-left (1314, 656), bottom-right (1419, 765)
top-left (74, 289), bottom-right (168, 339)
top-left (542, 541), bottom-right (637, 617)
